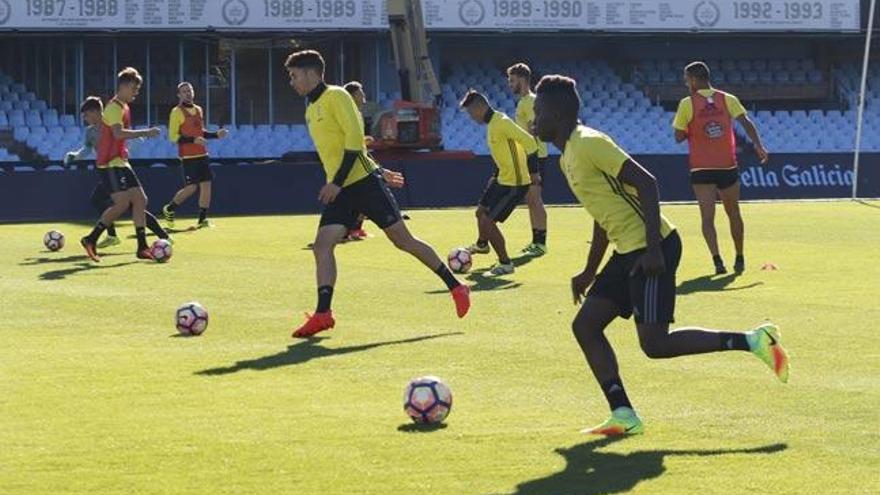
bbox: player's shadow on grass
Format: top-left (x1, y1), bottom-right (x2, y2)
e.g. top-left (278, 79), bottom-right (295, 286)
top-left (20, 252), bottom-right (126, 266)
top-left (677, 273), bottom-right (763, 295)
top-left (426, 254), bottom-right (535, 293)
top-left (38, 260), bottom-right (139, 280)
top-left (503, 437), bottom-right (787, 495)
top-left (195, 332), bottom-right (463, 376)
top-left (397, 422), bottom-right (448, 433)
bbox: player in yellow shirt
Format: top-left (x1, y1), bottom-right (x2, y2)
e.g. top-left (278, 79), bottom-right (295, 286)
top-left (673, 62), bottom-right (768, 274)
top-left (507, 63), bottom-right (550, 256)
top-left (162, 82), bottom-right (228, 229)
top-left (284, 50), bottom-right (470, 338)
top-left (460, 90), bottom-right (538, 275)
top-left (533, 74), bottom-right (789, 435)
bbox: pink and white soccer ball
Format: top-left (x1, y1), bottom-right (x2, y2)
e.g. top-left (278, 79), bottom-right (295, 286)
top-left (403, 376), bottom-right (452, 424)
top-left (176, 302), bottom-right (208, 336)
top-left (151, 239), bottom-right (173, 263)
top-left (43, 230), bottom-right (65, 251)
top-left (447, 248), bottom-right (472, 274)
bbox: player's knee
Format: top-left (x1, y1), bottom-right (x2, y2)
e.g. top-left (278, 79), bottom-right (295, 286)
top-left (638, 336), bottom-right (671, 359)
top-left (388, 232), bottom-right (414, 251)
top-left (571, 315), bottom-right (602, 339)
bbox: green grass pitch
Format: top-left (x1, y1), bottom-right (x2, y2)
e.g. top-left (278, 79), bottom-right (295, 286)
top-left (1, 201), bottom-right (878, 494)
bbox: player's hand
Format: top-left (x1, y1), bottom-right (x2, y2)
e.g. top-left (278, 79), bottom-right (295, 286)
top-left (194, 136), bottom-right (208, 146)
top-left (145, 127), bottom-right (161, 138)
top-left (630, 246), bottom-right (666, 277)
top-left (382, 169), bottom-right (405, 188)
top-left (364, 136), bottom-right (375, 147)
top-left (571, 269), bottom-right (597, 305)
top-left (755, 144), bottom-right (769, 164)
top-left (217, 128), bottom-right (229, 139)
top-left (318, 183), bottom-right (342, 204)
top-left (530, 172), bottom-right (542, 186)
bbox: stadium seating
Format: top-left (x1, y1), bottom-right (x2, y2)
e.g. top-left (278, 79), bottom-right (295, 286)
top-left (1, 59), bottom-right (878, 164)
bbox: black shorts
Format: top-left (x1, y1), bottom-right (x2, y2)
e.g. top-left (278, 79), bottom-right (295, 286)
top-left (587, 231), bottom-right (682, 324)
top-left (319, 173), bottom-right (402, 230)
top-left (479, 182), bottom-right (529, 223)
top-left (181, 156), bottom-right (213, 185)
top-left (690, 168), bottom-right (739, 189)
top-left (536, 156), bottom-right (550, 178)
top-left (89, 182), bottom-right (113, 211)
top-left (98, 166), bottom-right (141, 194)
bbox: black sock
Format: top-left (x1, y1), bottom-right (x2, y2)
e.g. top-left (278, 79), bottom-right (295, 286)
top-left (600, 378), bottom-right (633, 411)
top-left (476, 239), bottom-right (489, 248)
top-left (434, 263), bottom-right (460, 290)
top-left (532, 229), bottom-right (547, 245)
top-left (198, 208), bottom-right (208, 224)
top-left (86, 221), bottom-right (107, 243)
top-left (145, 212), bottom-right (169, 239)
top-left (499, 257), bottom-right (511, 265)
top-left (720, 333), bottom-right (750, 351)
top-left (316, 285), bottom-right (334, 313)
top-left (713, 254), bottom-right (724, 265)
top-left (166, 201), bottom-right (178, 212)
top-left (136, 227), bottom-right (147, 251)
top-left (353, 218), bottom-right (364, 230)
top-left (106, 223), bottom-right (117, 237)
top-left (735, 254), bottom-right (745, 263)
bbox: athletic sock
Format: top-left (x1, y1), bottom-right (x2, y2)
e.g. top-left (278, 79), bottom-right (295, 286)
top-left (165, 201), bottom-right (178, 213)
top-left (720, 333), bottom-right (750, 351)
top-left (86, 221), bottom-right (107, 243)
top-left (532, 229), bottom-right (547, 245)
top-left (135, 227), bottom-right (148, 251)
top-left (106, 223), bottom-right (117, 238)
top-left (499, 257), bottom-right (511, 265)
top-left (476, 239), bottom-right (489, 249)
top-left (316, 285), bottom-right (334, 313)
top-left (600, 378), bottom-right (633, 411)
top-left (434, 263), bottom-right (460, 290)
top-left (145, 212), bottom-right (169, 239)
top-left (198, 208), bottom-right (208, 224)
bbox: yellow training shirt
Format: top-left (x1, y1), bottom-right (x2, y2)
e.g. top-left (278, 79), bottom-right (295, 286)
top-left (514, 93), bottom-right (549, 159)
top-left (673, 89), bottom-right (746, 131)
top-left (487, 111), bottom-right (536, 187)
top-left (101, 102), bottom-right (129, 168)
top-left (560, 125), bottom-right (675, 254)
top-left (305, 84), bottom-right (378, 187)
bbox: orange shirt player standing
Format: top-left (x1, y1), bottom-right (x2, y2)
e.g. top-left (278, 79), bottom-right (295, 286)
top-left (673, 61), bottom-right (768, 275)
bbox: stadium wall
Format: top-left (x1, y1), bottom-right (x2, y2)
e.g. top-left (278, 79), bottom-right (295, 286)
top-left (1, 154), bottom-right (877, 223)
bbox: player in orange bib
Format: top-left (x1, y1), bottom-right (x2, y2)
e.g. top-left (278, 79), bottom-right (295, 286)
top-left (162, 82), bottom-right (228, 230)
top-left (673, 62), bottom-right (768, 274)
top-left (80, 67), bottom-right (167, 261)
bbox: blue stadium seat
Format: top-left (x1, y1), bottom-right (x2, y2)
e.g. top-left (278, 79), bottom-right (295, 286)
top-left (60, 114), bottom-right (76, 127)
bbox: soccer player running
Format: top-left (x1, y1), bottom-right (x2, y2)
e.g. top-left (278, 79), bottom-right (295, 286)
top-left (65, 96), bottom-right (120, 248)
top-left (507, 63), bottom-right (550, 256)
top-left (673, 62), bottom-right (768, 274)
top-left (162, 82), bottom-right (228, 229)
top-left (80, 67), bottom-right (170, 261)
top-left (342, 80), bottom-right (371, 241)
top-left (285, 50), bottom-right (470, 338)
top-left (533, 74), bottom-right (788, 435)
top-left (461, 90), bottom-right (538, 275)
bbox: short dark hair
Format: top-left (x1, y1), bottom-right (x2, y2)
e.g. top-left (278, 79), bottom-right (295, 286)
top-left (535, 75), bottom-right (581, 121)
top-left (459, 89), bottom-right (489, 108)
top-left (117, 67), bottom-right (143, 87)
top-left (685, 61), bottom-right (711, 81)
top-left (80, 96), bottom-right (103, 114)
top-left (507, 63), bottom-right (531, 80)
top-left (284, 50), bottom-right (325, 74)
top-left (343, 81), bottom-right (363, 96)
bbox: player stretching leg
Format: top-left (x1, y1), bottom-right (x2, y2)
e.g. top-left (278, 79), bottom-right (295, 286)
top-left (533, 74), bottom-right (789, 435)
top-left (460, 90), bottom-right (536, 275)
top-left (284, 50), bottom-right (470, 337)
top-left (80, 67), bottom-right (169, 261)
top-left (673, 62), bottom-right (768, 274)
top-left (507, 63), bottom-right (550, 256)
top-left (162, 82), bottom-right (228, 230)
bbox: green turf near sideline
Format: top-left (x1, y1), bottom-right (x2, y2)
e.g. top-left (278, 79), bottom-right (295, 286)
top-left (1, 202), bottom-right (878, 494)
